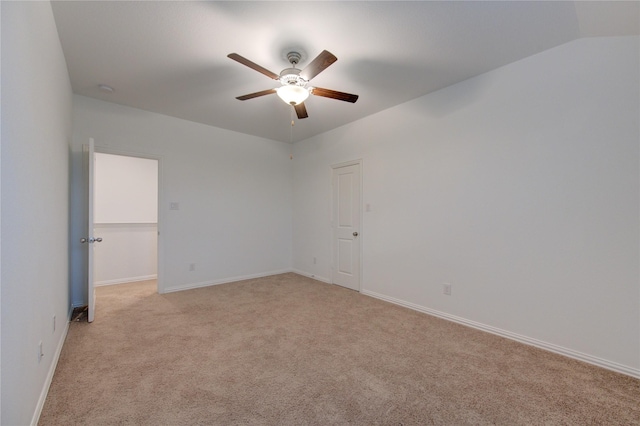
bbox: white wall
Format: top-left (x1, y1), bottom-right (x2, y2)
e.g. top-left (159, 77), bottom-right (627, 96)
top-left (94, 224), bottom-right (158, 285)
top-left (95, 153), bottom-right (158, 224)
top-left (70, 95), bottom-right (293, 302)
top-left (94, 153), bottom-right (158, 285)
top-left (1, 2), bottom-right (73, 424)
top-left (292, 36), bottom-right (640, 376)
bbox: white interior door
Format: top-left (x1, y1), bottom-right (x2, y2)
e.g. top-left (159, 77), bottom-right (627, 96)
top-left (82, 138), bottom-right (98, 322)
top-left (332, 162), bottom-right (361, 291)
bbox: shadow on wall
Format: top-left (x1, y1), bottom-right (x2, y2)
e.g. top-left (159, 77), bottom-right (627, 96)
top-left (69, 148), bottom-right (88, 307)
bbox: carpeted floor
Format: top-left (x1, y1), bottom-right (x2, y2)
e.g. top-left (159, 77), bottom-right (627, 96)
top-left (40, 273), bottom-right (639, 425)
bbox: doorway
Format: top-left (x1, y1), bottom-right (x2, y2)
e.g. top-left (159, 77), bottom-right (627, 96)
top-left (93, 152), bottom-right (159, 292)
top-left (331, 160), bottom-right (362, 291)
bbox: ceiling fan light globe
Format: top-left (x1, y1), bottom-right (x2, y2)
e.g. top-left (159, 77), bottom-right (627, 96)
top-left (276, 85), bottom-right (309, 106)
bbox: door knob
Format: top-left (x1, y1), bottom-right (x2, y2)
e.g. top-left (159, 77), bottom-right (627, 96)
top-left (353, 232), bottom-right (359, 237)
top-left (80, 237), bottom-right (103, 243)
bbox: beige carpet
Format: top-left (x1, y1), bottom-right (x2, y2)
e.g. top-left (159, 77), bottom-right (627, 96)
top-left (40, 273), bottom-right (639, 425)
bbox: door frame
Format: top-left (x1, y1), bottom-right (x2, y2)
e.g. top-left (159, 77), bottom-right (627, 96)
top-left (330, 159), bottom-right (363, 292)
top-left (93, 145), bottom-right (165, 294)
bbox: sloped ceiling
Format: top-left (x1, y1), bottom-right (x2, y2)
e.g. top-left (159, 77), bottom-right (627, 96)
top-left (51, 1), bottom-right (639, 143)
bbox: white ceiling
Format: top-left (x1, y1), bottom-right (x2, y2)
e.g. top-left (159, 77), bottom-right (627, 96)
top-left (51, 1), bottom-right (639, 143)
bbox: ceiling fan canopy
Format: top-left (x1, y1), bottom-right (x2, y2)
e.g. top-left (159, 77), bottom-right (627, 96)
top-left (227, 49), bottom-right (358, 119)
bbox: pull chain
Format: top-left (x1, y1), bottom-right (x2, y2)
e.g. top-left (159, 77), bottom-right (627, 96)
top-left (290, 107), bottom-right (294, 159)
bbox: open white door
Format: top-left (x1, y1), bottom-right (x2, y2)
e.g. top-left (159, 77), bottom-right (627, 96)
top-left (332, 162), bottom-right (361, 291)
top-left (81, 138), bottom-right (99, 322)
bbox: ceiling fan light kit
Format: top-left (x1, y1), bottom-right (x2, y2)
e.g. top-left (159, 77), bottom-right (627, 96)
top-left (276, 65), bottom-right (309, 105)
top-left (277, 85), bottom-right (309, 105)
top-left (228, 50), bottom-right (358, 119)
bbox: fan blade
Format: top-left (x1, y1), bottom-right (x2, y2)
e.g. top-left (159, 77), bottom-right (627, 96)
top-left (236, 89), bottom-right (276, 101)
top-left (300, 50), bottom-right (337, 81)
top-left (228, 53), bottom-right (279, 80)
top-left (310, 87), bottom-right (359, 103)
top-left (294, 102), bottom-right (308, 119)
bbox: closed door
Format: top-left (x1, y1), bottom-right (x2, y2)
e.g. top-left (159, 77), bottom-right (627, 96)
top-left (332, 162), bottom-right (361, 291)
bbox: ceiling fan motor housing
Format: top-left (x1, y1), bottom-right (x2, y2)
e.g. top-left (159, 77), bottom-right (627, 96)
top-left (279, 68), bottom-right (307, 87)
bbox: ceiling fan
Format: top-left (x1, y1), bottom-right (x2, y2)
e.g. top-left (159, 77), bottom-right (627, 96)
top-left (228, 50), bottom-right (359, 119)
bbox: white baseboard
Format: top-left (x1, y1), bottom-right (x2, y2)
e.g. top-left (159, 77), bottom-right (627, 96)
top-left (95, 274), bottom-right (157, 287)
top-left (291, 269), bottom-right (332, 284)
top-left (162, 269), bottom-right (293, 293)
top-left (31, 311), bottom-right (71, 426)
top-left (362, 289), bottom-right (640, 380)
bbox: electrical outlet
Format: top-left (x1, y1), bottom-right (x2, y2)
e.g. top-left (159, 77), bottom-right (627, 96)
top-left (170, 202), bottom-right (180, 210)
top-left (53, 315), bottom-right (56, 333)
top-left (443, 283), bottom-right (452, 296)
top-left (189, 263), bottom-right (196, 271)
top-left (38, 341), bottom-right (43, 363)
top-left (313, 257), bottom-right (317, 265)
